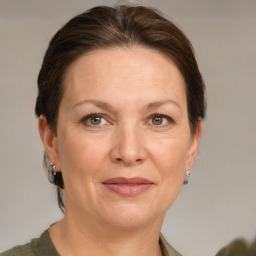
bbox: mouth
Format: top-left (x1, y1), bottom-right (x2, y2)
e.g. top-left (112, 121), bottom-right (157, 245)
top-left (102, 177), bottom-right (154, 196)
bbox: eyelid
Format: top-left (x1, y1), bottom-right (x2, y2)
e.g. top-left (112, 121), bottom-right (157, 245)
top-left (80, 113), bottom-right (110, 126)
top-left (80, 112), bottom-right (175, 127)
top-left (148, 113), bottom-right (175, 125)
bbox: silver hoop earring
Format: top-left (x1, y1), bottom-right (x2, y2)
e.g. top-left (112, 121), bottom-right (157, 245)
top-left (183, 170), bottom-right (191, 185)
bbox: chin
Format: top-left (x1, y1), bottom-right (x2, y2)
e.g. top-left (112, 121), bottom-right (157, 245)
top-left (99, 201), bottom-right (164, 229)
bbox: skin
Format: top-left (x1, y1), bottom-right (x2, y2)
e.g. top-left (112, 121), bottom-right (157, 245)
top-left (39, 46), bottom-right (201, 256)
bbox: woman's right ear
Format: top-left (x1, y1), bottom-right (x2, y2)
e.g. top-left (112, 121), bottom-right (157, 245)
top-left (38, 115), bottom-right (59, 164)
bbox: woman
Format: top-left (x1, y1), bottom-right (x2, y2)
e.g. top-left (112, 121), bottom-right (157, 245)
top-left (2, 4), bottom-right (205, 256)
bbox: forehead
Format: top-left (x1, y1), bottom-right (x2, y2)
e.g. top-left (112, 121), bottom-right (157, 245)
top-left (62, 46), bottom-right (187, 106)
top-left (66, 46), bottom-right (183, 79)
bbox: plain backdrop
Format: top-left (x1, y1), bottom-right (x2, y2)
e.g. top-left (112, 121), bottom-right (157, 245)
top-left (0, 0), bottom-right (255, 255)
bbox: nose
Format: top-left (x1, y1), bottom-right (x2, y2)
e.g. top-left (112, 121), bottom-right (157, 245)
top-left (110, 123), bottom-right (146, 166)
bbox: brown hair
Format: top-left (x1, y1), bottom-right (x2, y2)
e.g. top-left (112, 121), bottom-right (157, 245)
top-left (35, 5), bottom-right (206, 212)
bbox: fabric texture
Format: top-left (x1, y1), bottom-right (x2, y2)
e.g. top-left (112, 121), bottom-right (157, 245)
top-left (215, 237), bottom-right (256, 256)
top-left (1, 229), bottom-right (182, 256)
top-left (1, 230), bottom-right (59, 256)
top-left (160, 234), bottom-right (183, 256)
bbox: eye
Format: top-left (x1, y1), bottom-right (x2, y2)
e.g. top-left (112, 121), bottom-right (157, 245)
top-left (149, 114), bottom-right (173, 126)
top-left (152, 116), bottom-right (164, 125)
top-left (81, 114), bottom-right (108, 126)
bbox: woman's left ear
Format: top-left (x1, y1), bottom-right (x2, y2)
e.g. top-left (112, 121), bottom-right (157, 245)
top-left (186, 119), bottom-right (202, 170)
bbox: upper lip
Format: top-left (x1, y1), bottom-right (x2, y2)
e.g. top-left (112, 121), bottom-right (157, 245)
top-left (102, 177), bottom-right (153, 184)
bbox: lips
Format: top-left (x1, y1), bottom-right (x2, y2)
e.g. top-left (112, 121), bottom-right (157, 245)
top-left (102, 177), bottom-right (153, 196)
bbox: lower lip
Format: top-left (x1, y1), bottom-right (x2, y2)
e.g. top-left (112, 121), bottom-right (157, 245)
top-left (103, 184), bottom-right (152, 196)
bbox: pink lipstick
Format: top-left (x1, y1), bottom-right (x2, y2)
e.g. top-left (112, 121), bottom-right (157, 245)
top-left (102, 177), bottom-right (153, 196)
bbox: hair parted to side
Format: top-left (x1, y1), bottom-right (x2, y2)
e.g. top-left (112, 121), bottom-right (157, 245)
top-left (35, 5), bottom-right (206, 212)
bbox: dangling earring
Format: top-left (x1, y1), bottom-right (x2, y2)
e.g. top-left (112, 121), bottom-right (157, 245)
top-left (50, 162), bottom-right (57, 176)
top-left (183, 170), bottom-right (191, 185)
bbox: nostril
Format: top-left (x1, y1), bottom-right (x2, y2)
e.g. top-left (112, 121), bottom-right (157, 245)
top-left (115, 157), bottom-right (143, 164)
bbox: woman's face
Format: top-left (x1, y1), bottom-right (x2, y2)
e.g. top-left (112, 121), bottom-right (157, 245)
top-left (42, 47), bottom-right (200, 228)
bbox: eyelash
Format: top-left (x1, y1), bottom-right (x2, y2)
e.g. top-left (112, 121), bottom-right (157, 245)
top-left (80, 113), bottom-right (108, 126)
top-left (80, 113), bottom-right (174, 127)
top-left (148, 114), bottom-right (175, 126)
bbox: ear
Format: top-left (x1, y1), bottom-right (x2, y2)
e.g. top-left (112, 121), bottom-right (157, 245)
top-left (38, 115), bottom-right (59, 170)
top-left (186, 119), bottom-right (202, 170)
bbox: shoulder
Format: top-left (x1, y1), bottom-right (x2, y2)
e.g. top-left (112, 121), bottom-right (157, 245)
top-left (1, 230), bottom-right (59, 256)
top-left (216, 236), bottom-right (256, 256)
top-left (1, 244), bottom-right (34, 256)
top-left (160, 233), bottom-right (183, 256)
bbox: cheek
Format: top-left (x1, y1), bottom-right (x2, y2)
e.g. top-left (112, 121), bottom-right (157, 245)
top-left (150, 135), bottom-right (190, 187)
top-left (153, 137), bottom-right (189, 170)
top-left (153, 139), bottom-right (189, 209)
top-left (57, 131), bottom-right (108, 184)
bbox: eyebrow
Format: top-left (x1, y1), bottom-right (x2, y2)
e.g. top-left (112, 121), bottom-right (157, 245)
top-left (72, 99), bottom-right (181, 112)
top-left (145, 99), bottom-right (182, 111)
top-left (72, 99), bottom-right (115, 111)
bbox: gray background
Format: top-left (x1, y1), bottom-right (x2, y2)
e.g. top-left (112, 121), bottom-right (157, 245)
top-left (0, 0), bottom-right (255, 255)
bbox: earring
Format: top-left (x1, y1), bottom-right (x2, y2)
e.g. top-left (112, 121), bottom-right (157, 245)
top-left (183, 170), bottom-right (191, 185)
top-left (50, 162), bottom-right (57, 176)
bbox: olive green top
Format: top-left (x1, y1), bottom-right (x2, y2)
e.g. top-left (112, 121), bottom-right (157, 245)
top-left (216, 237), bottom-right (256, 256)
top-left (1, 230), bottom-right (182, 256)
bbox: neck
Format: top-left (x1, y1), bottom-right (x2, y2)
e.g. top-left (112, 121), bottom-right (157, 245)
top-left (49, 208), bottom-right (165, 256)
